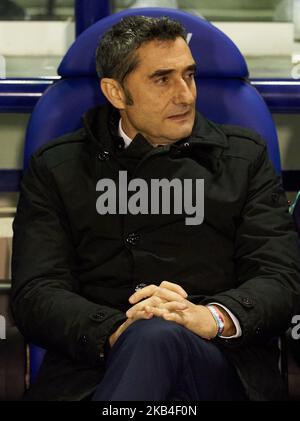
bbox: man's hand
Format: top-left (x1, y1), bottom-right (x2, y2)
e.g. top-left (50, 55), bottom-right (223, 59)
top-left (126, 280), bottom-right (188, 318)
top-left (109, 280), bottom-right (187, 348)
top-left (109, 310), bottom-right (154, 348)
top-left (126, 281), bottom-right (236, 339)
top-left (109, 281), bottom-right (236, 348)
top-left (144, 301), bottom-right (236, 338)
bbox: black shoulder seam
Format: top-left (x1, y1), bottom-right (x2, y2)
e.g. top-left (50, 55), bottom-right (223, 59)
top-left (219, 124), bottom-right (266, 147)
top-left (34, 129), bottom-right (86, 157)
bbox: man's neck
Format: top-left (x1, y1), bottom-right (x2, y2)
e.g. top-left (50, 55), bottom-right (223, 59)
top-left (118, 119), bottom-right (175, 148)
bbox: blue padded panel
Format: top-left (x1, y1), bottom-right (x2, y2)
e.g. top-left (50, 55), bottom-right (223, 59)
top-left (24, 77), bottom-right (281, 173)
top-left (58, 7), bottom-right (248, 79)
top-left (24, 78), bottom-right (104, 167)
top-left (196, 79), bottom-right (281, 173)
top-left (29, 344), bottom-right (46, 384)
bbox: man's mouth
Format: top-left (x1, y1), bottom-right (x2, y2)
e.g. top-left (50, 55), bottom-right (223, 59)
top-left (168, 110), bottom-right (191, 121)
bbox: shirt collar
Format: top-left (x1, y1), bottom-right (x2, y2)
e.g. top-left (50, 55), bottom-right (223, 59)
top-left (117, 113), bottom-right (228, 152)
top-left (118, 119), bottom-right (132, 149)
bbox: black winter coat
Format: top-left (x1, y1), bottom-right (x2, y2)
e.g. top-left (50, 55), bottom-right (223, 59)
top-left (11, 105), bottom-right (300, 401)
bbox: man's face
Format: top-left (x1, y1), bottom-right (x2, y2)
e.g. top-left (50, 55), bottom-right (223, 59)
top-left (120, 37), bottom-right (197, 146)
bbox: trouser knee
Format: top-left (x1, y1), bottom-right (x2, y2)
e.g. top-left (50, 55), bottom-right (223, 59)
top-left (119, 317), bottom-right (189, 350)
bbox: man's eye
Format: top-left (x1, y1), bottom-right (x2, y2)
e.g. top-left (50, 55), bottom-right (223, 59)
top-left (187, 72), bottom-right (195, 79)
top-left (156, 76), bottom-right (169, 84)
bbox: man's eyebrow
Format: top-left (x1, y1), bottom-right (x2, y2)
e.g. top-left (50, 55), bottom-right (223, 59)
top-left (148, 68), bottom-right (174, 79)
top-left (148, 63), bottom-right (197, 79)
top-left (186, 64), bottom-right (197, 73)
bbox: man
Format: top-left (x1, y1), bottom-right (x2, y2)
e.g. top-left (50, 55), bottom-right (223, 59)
top-left (11, 16), bottom-right (300, 401)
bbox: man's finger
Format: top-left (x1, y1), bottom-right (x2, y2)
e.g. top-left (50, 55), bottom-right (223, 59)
top-left (154, 287), bottom-right (187, 304)
top-left (144, 306), bottom-right (166, 318)
top-left (126, 296), bottom-right (162, 318)
top-left (159, 280), bottom-right (188, 298)
top-left (162, 312), bottom-right (184, 325)
top-left (147, 301), bottom-right (187, 312)
top-left (129, 281), bottom-right (188, 304)
top-left (136, 310), bottom-right (154, 320)
top-left (129, 286), bottom-right (185, 306)
top-left (145, 306), bottom-right (185, 325)
top-left (129, 284), bottom-right (159, 304)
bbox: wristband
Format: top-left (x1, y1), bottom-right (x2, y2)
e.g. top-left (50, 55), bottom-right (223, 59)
top-left (207, 305), bottom-right (225, 337)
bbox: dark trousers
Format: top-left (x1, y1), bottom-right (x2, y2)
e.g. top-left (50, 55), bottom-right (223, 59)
top-left (92, 317), bottom-right (247, 401)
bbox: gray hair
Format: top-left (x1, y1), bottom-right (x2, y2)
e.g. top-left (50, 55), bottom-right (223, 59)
top-left (96, 15), bottom-right (187, 83)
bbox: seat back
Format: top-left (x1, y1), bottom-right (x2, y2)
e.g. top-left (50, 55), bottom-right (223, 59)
top-left (24, 7), bottom-right (282, 384)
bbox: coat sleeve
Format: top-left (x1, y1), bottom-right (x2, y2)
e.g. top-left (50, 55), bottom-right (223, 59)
top-left (203, 144), bottom-right (300, 347)
top-left (11, 153), bottom-right (127, 367)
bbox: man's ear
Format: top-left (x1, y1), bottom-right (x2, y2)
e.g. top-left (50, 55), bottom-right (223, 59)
top-left (100, 78), bottom-right (126, 110)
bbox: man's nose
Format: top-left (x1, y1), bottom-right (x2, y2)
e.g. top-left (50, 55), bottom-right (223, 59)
top-left (172, 79), bottom-right (195, 105)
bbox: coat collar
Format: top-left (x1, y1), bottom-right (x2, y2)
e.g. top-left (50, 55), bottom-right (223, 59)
top-left (188, 111), bottom-right (228, 150)
top-left (83, 104), bottom-right (228, 173)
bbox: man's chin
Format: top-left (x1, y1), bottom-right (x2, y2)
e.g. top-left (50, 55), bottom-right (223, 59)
top-left (167, 125), bottom-right (194, 142)
top-left (165, 116), bottom-right (195, 140)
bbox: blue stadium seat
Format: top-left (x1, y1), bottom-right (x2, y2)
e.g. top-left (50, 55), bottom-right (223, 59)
top-left (24, 7), bottom-right (282, 385)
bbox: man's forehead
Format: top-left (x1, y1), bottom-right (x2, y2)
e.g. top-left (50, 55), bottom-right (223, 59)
top-left (136, 38), bottom-right (195, 71)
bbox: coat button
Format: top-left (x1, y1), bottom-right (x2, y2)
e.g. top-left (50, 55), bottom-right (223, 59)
top-left (98, 151), bottom-right (110, 161)
top-left (183, 142), bottom-right (190, 148)
top-left (125, 233), bottom-right (140, 247)
top-left (90, 311), bottom-right (106, 322)
top-left (79, 335), bottom-right (88, 346)
top-left (241, 297), bottom-right (254, 308)
top-left (94, 311), bottom-right (106, 320)
top-left (255, 327), bottom-right (262, 335)
top-left (170, 148), bottom-right (182, 158)
top-left (271, 192), bottom-right (279, 204)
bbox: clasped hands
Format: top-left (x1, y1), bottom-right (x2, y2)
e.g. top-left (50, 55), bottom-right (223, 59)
top-left (109, 281), bottom-right (233, 348)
